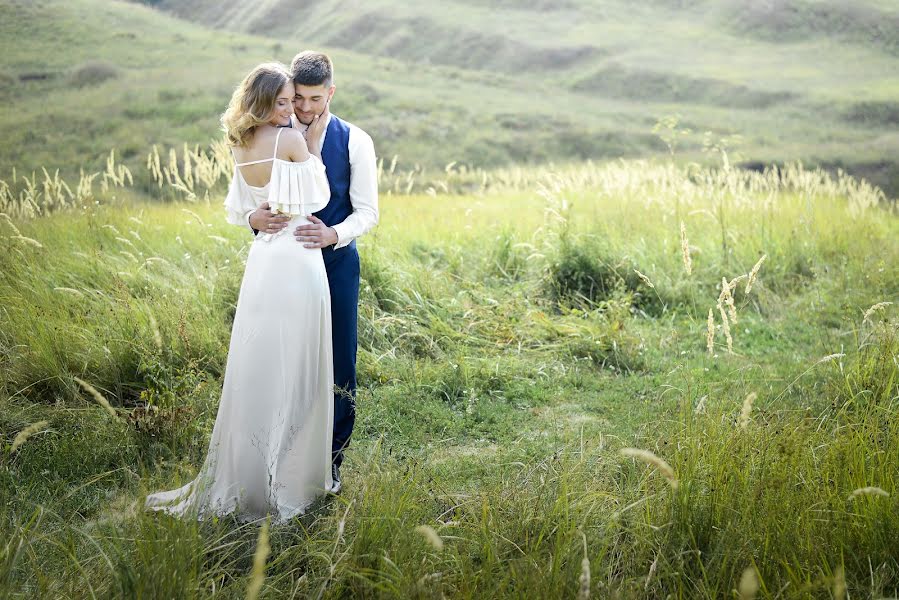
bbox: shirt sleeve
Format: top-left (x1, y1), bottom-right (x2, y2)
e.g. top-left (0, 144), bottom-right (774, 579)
top-left (331, 127), bottom-right (379, 249)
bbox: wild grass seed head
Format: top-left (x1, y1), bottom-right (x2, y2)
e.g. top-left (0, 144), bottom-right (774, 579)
top-left (10, 235), bottom-right (43, 248)
top-left (720, 277), bottom-right (737, 324)
top-left (679, 221), bottom-right (692, 276)
top-left (738, 567), bottom-right (759, 600)
top-left (246, 518), bottom-right (271, 600)
top-left (74, 376), bottom-right (120, 421)
top-left (833, 565), bottom-right (846, 600)
top-left (577, 532), bottom-right (590, 600)
top-left (739, 392), bottom-right (757, 429)
top-left (620, 447), bottom-right (678, 488)
top-left (11, 420), bottom-right (50, 453)
top-left (0, 212), bottom-right (21, 236)
top-left (718, 304), bottom-right (733, 353)
top-left (815, 353), bottom-right (846, 366)
top-left (634, 269), bottom-right (655, 289)
top-left (863, 302), bottom-right (893, 324)
top-left (415, 525), bottom-right (444, 552)
top-left (745, 254), bottom-right (767, 294)
top-left (848, 486), bottom-right (889, 500)
top-left (54, 287), bottom-right (84, 297)
top-left (148, 312), bottom-right (163, 351)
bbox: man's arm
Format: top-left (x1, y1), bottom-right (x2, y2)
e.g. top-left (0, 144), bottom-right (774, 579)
top-left (244, 209), bottom-right (257, 234)
top-left (331, 127), bottom-right (379, 249)
top-left (245, 202), bottom-right (290, 236)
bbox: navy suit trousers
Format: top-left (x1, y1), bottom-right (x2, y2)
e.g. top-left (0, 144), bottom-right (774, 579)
top-left (322, 240), bottom-right (360, 468)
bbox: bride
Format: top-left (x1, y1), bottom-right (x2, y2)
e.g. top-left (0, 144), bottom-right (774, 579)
top-left (144, 62), bottom-right (334, 523)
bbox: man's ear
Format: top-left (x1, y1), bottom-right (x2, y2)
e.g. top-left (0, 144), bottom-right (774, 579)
top-left (328, 85), bottom-right (336, 102)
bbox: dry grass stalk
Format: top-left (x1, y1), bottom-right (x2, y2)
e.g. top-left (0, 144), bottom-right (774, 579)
top-left (415, 525), bottom-right (444, 552)
top-left (577, 532), bottom-right (590, 600)
top-left (0, 212), bottom-right (21, 235)
top-left (181, 208), bottom-right (206, 226)
top-left (620, 448), bottom-right (678, 488)
top-left (694, 395), bottom-right (708, 415)
top-left (679, 221), bottom-right (692, 276)
top-left (847, 486), bottom-right (890, 500)
top-left (246, 518), bottom-right (271, 600)
top-left (54, 287), bottom-right (84, 297)
top-left (115, 236), bottom-right (137, 250)
top-left (148, 312), bottom-right (163, 352)
top-left (832, 565), bottom-right (846, 600)
top-left (738, 567), bottom-right (759, 600)
top-left (728, 274), bottom-right (748, 291)
top-left (10, 235), bottom-right (43, 248)
top-left (719, 277), bottom-right (737, 324)
top-left (633, 269), bottom-right (655, 289)
top-left (739, 392), bottom-right (757, 429)
top-left (644, 554), bottom-right (659, 592)
top-left (11, 420), bottom-right (50, 453)
top-left (862, 301), bottom-right (893, 323)
top-left (73, 376), bottom-right (120, 421)
top-left (706, 309), bottom-right (715, 355)
top-left (815, 353), bottom-right (846, 366)
top-left (745, 254), bottom-right (767, 294)
top-left (718, 304), bottom-right (733, 353)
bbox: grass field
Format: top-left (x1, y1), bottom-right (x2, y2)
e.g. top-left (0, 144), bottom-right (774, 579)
top-left (2, 0), bottom-right (899, 597)
top-left (1, 149), bottom-right (897, 597)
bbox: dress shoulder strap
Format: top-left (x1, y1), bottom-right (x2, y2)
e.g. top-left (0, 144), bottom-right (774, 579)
top-left (234, 157), bottom-right (274, 166)
top-left (233, 128), bottom-right (286, 166)
top-left (272, 127), bottom-right (285, 160)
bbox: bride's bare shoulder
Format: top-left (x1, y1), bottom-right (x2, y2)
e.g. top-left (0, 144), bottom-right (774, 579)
top-left (276, 128), bottom-right (311, 161)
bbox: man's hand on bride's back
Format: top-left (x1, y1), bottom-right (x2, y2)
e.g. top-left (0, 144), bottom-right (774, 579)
top-left (250, 202), bottom-right (291, 234)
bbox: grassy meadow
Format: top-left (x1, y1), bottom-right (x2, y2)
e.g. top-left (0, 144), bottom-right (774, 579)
top-left (2, 0), bottom-right (899, 597)
top-left (1, 144), bottom-right (898, 597)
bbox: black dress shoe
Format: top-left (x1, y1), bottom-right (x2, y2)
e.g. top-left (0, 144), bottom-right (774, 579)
top-left (331, 463), bottom-right (342, 494)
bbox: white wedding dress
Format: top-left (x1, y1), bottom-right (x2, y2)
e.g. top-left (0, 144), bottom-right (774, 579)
top-left (145, 128), bottom-right (334, 524)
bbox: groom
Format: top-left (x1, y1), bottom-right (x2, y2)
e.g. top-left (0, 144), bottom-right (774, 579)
top-left (248, 51), bottom-right (379, 493)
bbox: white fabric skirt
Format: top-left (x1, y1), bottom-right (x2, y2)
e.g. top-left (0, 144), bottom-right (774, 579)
top-left (145, 216), bottom-right (334, 523)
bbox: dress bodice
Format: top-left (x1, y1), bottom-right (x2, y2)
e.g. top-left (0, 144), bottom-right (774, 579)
top-left (223, 128), bottom-right (330, 241)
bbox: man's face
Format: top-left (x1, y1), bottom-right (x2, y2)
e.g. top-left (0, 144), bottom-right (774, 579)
top-left (293, 83), bottom-right (335, 125)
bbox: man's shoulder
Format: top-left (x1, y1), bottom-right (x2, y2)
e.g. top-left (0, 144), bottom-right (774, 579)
top-left (333, 115), bottom-right (373, 144)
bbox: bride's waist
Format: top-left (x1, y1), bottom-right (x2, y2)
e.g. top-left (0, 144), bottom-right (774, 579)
top-left (269, 211), bottom-right (313, 225)
top-left (254, 223), bottom-right (326, 250)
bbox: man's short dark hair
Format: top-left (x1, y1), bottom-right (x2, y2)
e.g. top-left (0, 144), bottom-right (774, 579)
top-left (290, 51), bottom-right (333, 87)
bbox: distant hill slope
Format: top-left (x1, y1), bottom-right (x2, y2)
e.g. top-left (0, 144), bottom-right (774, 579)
top-left (2, 0), bottom-right (898, 196)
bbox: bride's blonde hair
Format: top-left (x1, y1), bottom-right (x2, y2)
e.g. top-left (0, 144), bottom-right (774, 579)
top-left (221, 62), bottom-right (290, 147)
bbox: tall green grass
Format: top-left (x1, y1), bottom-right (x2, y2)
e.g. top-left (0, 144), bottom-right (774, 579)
top-left (1, 149), bottom-right (897, 597)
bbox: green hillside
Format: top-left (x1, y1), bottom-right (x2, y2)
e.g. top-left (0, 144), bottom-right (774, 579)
top-left (1, 0), bottom-right (898, 195)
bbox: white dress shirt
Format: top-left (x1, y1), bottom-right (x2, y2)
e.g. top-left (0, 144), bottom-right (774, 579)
top-left (239, 114), bottom-right (379, 249)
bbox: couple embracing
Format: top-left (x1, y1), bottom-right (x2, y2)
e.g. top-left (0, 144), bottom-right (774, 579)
top-left (144, 51), bottom-right (378, 523)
